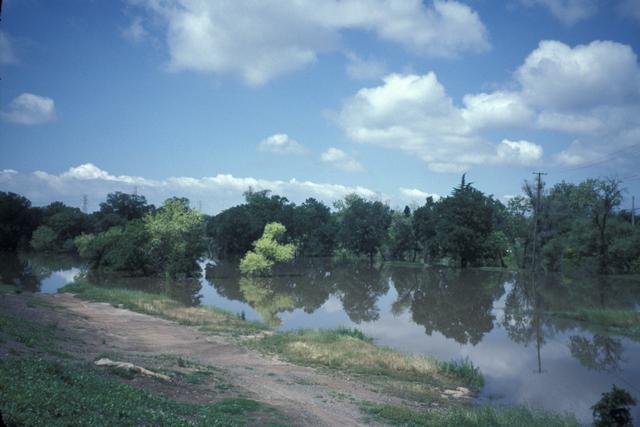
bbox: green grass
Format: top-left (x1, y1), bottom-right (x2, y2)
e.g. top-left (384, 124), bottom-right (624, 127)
top-left (0, 313), bottom-right (58, 350)
top-left (0, 282), bottom-right (20, 294)
top-left (0, 357), bottom-right (279, 427)
top-left (361, 402), bottom-right (579, 427)
top-left (59, 280), bottom-right (267, 336)
top-left (248, 328), bottom-right (483, 402)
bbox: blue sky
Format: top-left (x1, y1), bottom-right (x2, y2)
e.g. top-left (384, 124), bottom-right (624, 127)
top-left (1, 0), bottom-right (639, 213)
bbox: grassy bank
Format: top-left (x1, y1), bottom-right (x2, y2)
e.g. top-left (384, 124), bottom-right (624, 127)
top-left (361, 402), bottom-right (579, 427)
top-left (60, 280), bottom-right (266, 336)
top-left (0, 294), bottom-right (285, 426)
top-left (0, 357), bottom-right (278, 427)
top-left (55, 281), bottom-right (583, 425)
top-left (248, 327), bottom-right (483, 402)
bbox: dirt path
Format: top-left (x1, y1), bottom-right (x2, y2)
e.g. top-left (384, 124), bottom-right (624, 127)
top-left (3, 293), bottom-right (416, 426)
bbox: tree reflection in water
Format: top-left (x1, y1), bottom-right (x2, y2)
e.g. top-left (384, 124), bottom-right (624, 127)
top-left (569, 334), bottom-right (624, 372)
top-left (0, 252), bottom-right (81, 292)
top-left (392, 267), bottom-right (505, 345)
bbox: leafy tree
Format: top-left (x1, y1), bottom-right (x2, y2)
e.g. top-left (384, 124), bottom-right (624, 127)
top-left (592, 385), bottom-right (636, 427)
top-left (412, 197), bottom-right (438, 263)
top-left (336, 194), bottom-right (392, 264)
top-left (386, 212), bottom-right (416, 261)
top-left (99, 192), bottom-right (153, 221)
top-left (145, 198), bottom-right (205, 279)
top-left (207, 190), bottom-right (297, 259)
top-left (239, 222), bottom-right (295, 276)
top-left (0, 192), bottom-right (39, 251)
top-left (75, 220), bottom-right (150, 274)
top-left (90, 192), bottom-right (154, 232)
top-left (576, 178), bottom-right (624, 273)
top-left (435, 175), bottom-right (496, 268)
top-left (292, 198), bottom-right (336, 256)
top-left (31, 202), bottom-right (89, 253)
top-left (30, 226), bottom-right (60, 252)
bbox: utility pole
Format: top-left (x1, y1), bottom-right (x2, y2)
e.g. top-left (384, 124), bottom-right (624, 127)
top-left (632, 196), bottom-right (635, 226)
top-left (82, 195), bottom-right (88, 213)
top-left (531, 172), bottom-right (547, 271)
top-left (133, 186), bottom-right (138, 196)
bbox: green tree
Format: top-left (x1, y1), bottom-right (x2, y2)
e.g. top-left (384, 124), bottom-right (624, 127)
top-left (435, 175), bottom-right (496, 268)
top-left (99, 191), bottom-right (153, 221)
top-left (91, 192), bottom-right (154, 232)
top-left (239, 222), bottom-right (296, 276)
top-left (30, 226), bottom-right (58, 252)
top-left (75, 220), bottom-right (150, 274)
top-left (386, 212), bottom-right (416, 261)
top-left (336, 194), bottom-right (392, 265)
top-left (413, 197), bottom-right (438, 263)
top-left (31, 202), bottom-right (89, 253)
top-left (576, 178), bottom-right (624, 273)
top-left (145, 198), bottom-right (205, 279)
top-left (0, 192), bottom-right (39, 251)
top-left (207, 190), bottom-right (297, 259)
top-left (592, 385), bottom-right (636, 427)
top-left (292, 198), bottom-right (336, 256)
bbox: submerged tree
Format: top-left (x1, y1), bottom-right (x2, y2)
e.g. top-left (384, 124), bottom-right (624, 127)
top-left (336, 194), bottom-right (392, 265)
top-left (435, 175), bottom-right (496, 268)
top-left (239, 222), bottom-right (295, 276)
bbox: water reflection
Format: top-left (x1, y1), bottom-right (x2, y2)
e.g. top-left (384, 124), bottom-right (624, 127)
top-left (568, 334), bottom-right (624, 372)
top-left (3, 253), bottom-right (640, 423)
top-left (391, 267), bottom-right (505, 345)
top-left (84, 269), bottom-right (204, 307)
top-left (0, 252), bottom-right (82, 292)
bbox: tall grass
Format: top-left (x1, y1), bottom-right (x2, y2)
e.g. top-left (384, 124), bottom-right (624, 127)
top-left (362, 402), bottom-right (579, 427)
top-left (249, 328), bottom-right (484, 397)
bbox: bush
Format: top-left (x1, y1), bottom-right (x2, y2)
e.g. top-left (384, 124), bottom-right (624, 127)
top-left (30, 226), bottom-right (57, 252)
top-left (592, 385), bottom-right (636, 427)
top-left (239, 222), bottom-right (295, 276)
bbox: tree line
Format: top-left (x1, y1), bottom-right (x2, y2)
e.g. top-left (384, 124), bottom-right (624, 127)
top-left (1, 174), bottom-right (638, 276)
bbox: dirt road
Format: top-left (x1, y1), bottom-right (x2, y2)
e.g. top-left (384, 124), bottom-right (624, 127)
top-left (2, 293), bottom-right (417, 426)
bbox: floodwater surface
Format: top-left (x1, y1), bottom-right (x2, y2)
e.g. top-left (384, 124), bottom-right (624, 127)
top-left (2, 252), bottom-right (639, 424)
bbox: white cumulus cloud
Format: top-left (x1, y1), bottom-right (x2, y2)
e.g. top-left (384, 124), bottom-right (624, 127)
top-left (129, 0), bottom-right (489, 85)
top-left (1, 93), bottom-right (57, 125)
top-left (320, 148), bottom-right (364, 172)
top-left (335, 39), bottom-right (640, 170)
top-left (337, 72), bottom-right (543, 172)
top-left (258, 134), bottom-right (307, 155)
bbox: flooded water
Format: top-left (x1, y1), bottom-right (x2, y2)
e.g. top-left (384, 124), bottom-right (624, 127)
top-left (2, 252), bottom-right (639, 424)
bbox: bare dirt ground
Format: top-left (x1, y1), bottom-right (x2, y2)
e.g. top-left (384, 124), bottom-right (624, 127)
top-left (0, 292), bottom-right (428, 426)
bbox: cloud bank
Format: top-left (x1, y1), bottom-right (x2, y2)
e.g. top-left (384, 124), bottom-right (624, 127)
top-left (0, 164), bottom-right (438, 214)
